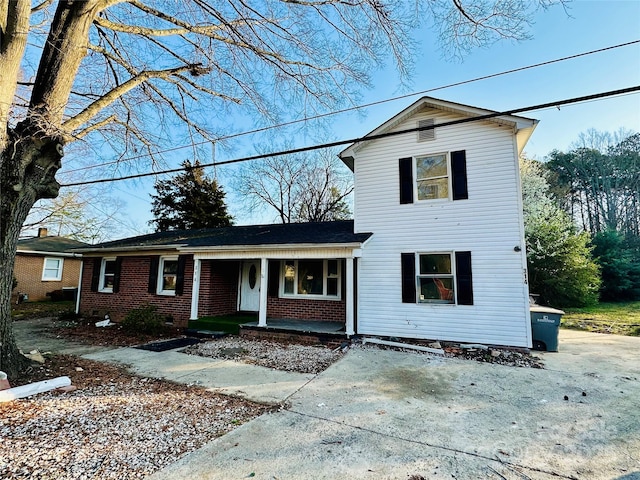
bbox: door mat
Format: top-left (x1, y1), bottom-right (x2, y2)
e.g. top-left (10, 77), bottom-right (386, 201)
top-left (135, 337), bottom-right (201, 352)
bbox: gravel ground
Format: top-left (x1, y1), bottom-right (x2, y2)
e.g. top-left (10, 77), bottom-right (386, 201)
top-left (184, 337), bottom-right (543, 371)
top-left (184, 337), bottom-right (346, 374)
top-left (0, 356), bottom-right (272, 480)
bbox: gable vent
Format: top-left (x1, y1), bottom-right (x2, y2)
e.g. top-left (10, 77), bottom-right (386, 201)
top-left (417, 119), bottom-right (435, 142)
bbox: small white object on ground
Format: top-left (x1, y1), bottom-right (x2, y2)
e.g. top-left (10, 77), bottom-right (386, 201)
top-left (0, 376), bottom-right (72, 402)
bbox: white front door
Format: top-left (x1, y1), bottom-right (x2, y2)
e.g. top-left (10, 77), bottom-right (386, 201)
top-left (239, 261), bottom-right (261, 312)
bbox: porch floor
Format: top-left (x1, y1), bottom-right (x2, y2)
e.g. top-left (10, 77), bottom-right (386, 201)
top-left (242, 318), bottom-right (345, 334)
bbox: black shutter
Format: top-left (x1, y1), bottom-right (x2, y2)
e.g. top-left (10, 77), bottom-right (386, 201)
top-left (175, 255), bottom-right (188, 296)
top-left (268, 260), bottom-right (280, 297)
top-left (148, 256), bottom-right (160, 294)
top-left (399, 157), bottom-right (414, 204)
top-left (455, 251), bottom-right (473, 305)
top-left (112, 257), bottom-right (123, 293)
top-left (401, 253), bottom-right (416, 303)
top-left (451, 150), bottom-right (468, 200)
top-left (90, 257), bottom-right (101, 292)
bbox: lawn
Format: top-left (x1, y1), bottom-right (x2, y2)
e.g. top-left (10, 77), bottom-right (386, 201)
top-left (188, 313), bottom-right (258, 335)
top-left (561, 301), bottom-right (640, 336)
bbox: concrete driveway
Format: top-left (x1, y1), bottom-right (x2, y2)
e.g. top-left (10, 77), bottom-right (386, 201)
top-left (148, 330), bottom-right (640, 480)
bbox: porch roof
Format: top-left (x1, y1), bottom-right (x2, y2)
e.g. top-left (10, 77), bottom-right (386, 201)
top-left (74, 220), bottom-right (372, 254)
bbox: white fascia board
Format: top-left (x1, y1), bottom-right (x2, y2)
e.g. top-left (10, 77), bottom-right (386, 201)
top-left (16, 249), bottom-right (82, 258)
top-left (184, 242), bottom-right (365, 253)
top-left (339, 96), bottom-right (538, 159)
top-left (75, 244), bottom-right (186, 255)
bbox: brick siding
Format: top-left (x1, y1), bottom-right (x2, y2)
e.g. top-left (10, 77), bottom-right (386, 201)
top-left (80, 255), bottom-right (345, 328)
top-left (79, 255), bottom-right (194, 327)
top-left (13, 254), bottom-right (82, 302)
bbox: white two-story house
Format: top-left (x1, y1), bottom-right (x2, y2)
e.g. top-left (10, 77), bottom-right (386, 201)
top-left (340, 97), bottom-right (537, 347)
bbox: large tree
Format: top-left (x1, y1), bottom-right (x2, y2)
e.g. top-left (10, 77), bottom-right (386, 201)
top-left (234, 148), bottom-right (353, 223)
top-left (150, 160), bottom-right (233, 231)
top-left (521, 158), bottom-right (600, 307)
top-left (0, 0), bottom-right (564, 377)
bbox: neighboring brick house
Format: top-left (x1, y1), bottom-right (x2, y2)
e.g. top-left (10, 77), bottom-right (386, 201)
top-left (14, 228), bottom-right (88, 302)
top-left (77, 96), bottom-right (539, 348)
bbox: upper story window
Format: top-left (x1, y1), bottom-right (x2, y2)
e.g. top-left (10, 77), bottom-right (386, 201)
top-left (281, 259), bottom-right (341, 299)
top-left (399, 150), bottom-right (467, 205)
top-left (42, 257), bottom-right (63, 281)
top-left (99, 258), bottom-right (116, 292)
top-left (416, 153), bottom-right (449, 201)
top-left (157, 256), bottom-right (179, 295)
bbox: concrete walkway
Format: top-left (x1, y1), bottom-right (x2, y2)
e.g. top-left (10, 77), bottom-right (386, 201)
top-left (83, 347), bottom-right (314, 404)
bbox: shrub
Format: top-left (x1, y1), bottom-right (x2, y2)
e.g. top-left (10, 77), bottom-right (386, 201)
top-left (121, 304), bottom-right (166, 335)
top-left (592, 230), bottom-right (640, 301)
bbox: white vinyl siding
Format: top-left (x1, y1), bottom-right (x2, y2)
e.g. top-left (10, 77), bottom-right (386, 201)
top-left (353, 108), bottom-right (530, 347)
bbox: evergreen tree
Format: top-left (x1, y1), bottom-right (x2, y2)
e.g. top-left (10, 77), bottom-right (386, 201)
top-left (150, 161), bottom-right (233, 232)
top-left (521, 158), bottom-right (600, 307)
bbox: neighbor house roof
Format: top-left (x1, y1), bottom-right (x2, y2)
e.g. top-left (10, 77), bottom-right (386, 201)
top-left (17, 236), bottom-right (89, 257)
top-left (339, 96), bottom-right (538, 170)
top-left (74, 220), bottom-right (372, 254)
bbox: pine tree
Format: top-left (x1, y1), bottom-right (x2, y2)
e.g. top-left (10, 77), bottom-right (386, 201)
top-left (150, 161), bottom-right (233, 232)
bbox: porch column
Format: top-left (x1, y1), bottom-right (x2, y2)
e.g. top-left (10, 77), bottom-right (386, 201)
top-left (345, 257), bottom-right (355, 336)
top-left (258, 257), bottom-right (268, 327)
top-left (189, 258), bottom-right (202, 320)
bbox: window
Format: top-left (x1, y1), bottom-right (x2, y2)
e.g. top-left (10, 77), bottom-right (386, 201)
top-left (42, 257), bottom-right (63, 281)
top-left (416, 153), bottom-right (449, 200)
top-left (281, 259), bottom-right (341, 299)
top-left (401, 251), bottom-right (473, 305)
top-left (157, 257), bottom-right (179, 295)
top-left (418, 253), bottom-right (454, 304)
top-left (99, 258), bottom-right (117, 292)
top-left (399, 150), bottom-right (467, 204)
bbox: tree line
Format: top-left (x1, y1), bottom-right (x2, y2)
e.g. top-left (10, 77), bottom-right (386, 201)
top-left (523, 129), bottom-right (640, 307)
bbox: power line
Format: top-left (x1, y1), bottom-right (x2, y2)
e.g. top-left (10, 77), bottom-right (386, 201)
top-left (61, 39), bottom-right (640, 176)
top-left (61, 85), bottom-right (640, 188)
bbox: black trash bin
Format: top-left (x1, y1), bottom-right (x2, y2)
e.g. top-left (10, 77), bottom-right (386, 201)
top-left (530, 305), bottom-right (565, 352)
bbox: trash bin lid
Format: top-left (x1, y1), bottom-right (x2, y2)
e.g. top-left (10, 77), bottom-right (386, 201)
top-left (530, 305), bottom-right (565, 315)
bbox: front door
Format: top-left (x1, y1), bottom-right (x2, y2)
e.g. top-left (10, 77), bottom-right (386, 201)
top-left (239, 260), bottom-right (261, 312)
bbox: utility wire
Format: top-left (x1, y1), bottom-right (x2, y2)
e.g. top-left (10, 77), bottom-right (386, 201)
top-left (61, 39), bottom-right (640, 176)
top-left (61, 85), bottom-right (640, 188)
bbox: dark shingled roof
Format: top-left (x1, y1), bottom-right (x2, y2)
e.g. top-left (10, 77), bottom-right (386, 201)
top-left (81, 220), bottom-right (372, 252)
top-left (17, 236), bottom-right (90, 254)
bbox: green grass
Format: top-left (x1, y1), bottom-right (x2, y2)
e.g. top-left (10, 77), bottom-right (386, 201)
top-left (561, 301), bottom-right (640, 336)
top-left (188, 313), bottom-right (257, 335)
top-left (12, 300), bottom-right (76, 320)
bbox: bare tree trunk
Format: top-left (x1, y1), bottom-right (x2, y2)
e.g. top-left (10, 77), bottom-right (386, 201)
top-left (0, 0), bottom-right (96, 379)
top-left (1, 130), bottom-right (65, 378)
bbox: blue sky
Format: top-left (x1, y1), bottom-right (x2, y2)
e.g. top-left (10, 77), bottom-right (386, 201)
top-left (63, 0), bottom-right (640, 236)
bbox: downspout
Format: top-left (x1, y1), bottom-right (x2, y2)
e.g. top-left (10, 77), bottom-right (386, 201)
top-left (75, 260), bottom-right (83, 314)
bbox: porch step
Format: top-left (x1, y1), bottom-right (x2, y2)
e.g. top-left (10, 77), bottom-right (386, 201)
top-left (184, 329), bottom-right (227, 338)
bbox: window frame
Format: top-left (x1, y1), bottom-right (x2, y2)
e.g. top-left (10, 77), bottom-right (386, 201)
top-left (279, 259), bottom-right (341, 300)
top-left (414, 152), bottom-right (451, 202)
top-left (98, 257), bottom-right (117, 293)
top-left (416, 252), bottom-right (456, 305)
top-left (157, 256), bottom-right (179, 296)
top-left (42, 257), bottom-right (63, 281)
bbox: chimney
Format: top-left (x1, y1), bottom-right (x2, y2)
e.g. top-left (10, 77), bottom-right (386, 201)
top-left (38, 227), bottom-right (48, 237)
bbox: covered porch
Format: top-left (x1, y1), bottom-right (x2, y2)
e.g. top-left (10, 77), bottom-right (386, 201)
top-left (187, 245), bottom-right (364, 337)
